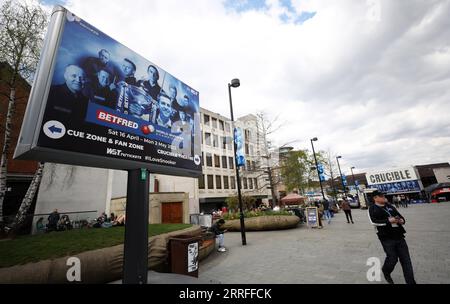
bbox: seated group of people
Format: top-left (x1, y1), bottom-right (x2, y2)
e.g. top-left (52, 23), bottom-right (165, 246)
top-left (92, 212), bottom-right (125, 228)
top-left (36, 209), bottom-right (126, 232)
top-left (36, 209), bottom-right (72, 233)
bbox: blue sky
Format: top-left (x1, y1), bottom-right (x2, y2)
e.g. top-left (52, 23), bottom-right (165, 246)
top-left (225, 0), bottom-right (316, 24)
top-left (40, 0), bottom-right (66, 6)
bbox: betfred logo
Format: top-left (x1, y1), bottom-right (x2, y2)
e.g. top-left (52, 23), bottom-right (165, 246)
top-left (97, 110), bottom-right (138, 129)
top-left (141, 124), bottom-right (155, 135)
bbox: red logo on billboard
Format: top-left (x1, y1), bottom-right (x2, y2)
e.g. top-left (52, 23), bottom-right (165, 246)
top-left (96, 110), bottom-right (139, 129)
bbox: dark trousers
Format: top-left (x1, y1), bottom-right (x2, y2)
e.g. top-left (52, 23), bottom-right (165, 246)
top-left (380, 238), bottom-right (416, 284)
top-left (344, 210), bottom-right (353, 223)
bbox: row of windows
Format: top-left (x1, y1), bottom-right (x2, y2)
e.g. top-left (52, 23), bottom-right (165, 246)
top-left (202, 153), bottom-right (258, 171)
top-left (198, 175), bottom-right (259, 190)
top-left (203, 114), bottom-right (231, 132)
top-left (203, 132), bottom-right (255, 155)
top-left (203, 153), bottom-right (234, 169)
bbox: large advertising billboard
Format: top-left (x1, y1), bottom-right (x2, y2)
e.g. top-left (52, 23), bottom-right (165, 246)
top-left (365, 167), bottom-right (422, 194)
top-left (14, 7), bottom-right (201, 177)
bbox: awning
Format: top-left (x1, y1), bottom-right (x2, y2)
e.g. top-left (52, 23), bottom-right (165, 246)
top-left (281, 193), bottom-right (306, 205)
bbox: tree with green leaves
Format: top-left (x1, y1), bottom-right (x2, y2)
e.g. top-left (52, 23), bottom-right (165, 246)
top-left (0, 0), bottom-right (48, 233)
top-left (225, 194), bottom-right (256, 212)
top-left (280, 149), bottom-right (331, 194)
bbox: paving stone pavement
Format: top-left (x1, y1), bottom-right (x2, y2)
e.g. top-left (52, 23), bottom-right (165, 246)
top-left (197, 203), bottom-right (450, 284)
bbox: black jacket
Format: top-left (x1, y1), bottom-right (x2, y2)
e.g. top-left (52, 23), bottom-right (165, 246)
top-left (210, 222), bottom-right (225, 236)
top-left (369, 203), bottom-right (406, 240)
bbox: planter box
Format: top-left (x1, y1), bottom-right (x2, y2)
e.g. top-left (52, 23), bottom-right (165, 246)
top-left (222, 215), bottom-right (300, 231)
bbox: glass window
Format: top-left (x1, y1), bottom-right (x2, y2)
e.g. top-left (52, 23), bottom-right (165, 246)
top-left (245, 129), bottom-right (251, 142)
top-left (205, 132), bottom-right (211, 146)
top-left (221, 136), bottom-right (227, 150)
top-left (246, 160), bottom-right (251, 171)
top-left (245, 143), bottom-right (249, 155)
top-left (199, 175), bottom-right (205, 189)
top-left (249, 178), bottom-right (253, 189)
top-left (254, 178), bottom-right (258, 189)
top-left (219, 120), bottom-right (224, 131)
top-left (250, 145), bottom-right (254, 156)
top-left (206, 153), bottom-right (213, 167)
top-left (225, 122), bottom-right (231, 133)
top-left (223, 176), bottom-right (229, 189)
top-left (204, 114), bottom-right (210, 125)
top-left (227, 137), bottom-right (233, 150)
top-left (214, 154), bottom-right (220, 168)
top-left (213, 134), bottom-right (219, 148)
top-left (230, 176), bottom-right (236, 189)
top-left (222, 156), bottom-right (228, 169)
top-left (229, 157), bottom-right (234, 170)
top-left (201, 152), bottom-right (204, 166)
top-left (212, 117), bottom-right (218, 128)
top-left (207, 175), bottom-right (214, 189)
top-left (243, 178), bottom-right (248, 189)
top-left (216, 175), bottom-right (222, 189)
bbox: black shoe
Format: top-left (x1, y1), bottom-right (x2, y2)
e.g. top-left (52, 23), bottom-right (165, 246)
top-left (347, 222), bottom-right (350, 224)
top-left (383, 272), bottom-right (394, 284)
top-left (351, 221), bottom-right (354, 224)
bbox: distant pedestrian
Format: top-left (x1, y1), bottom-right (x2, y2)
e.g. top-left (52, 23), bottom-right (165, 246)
top-left (368, 190), bottom-right (416, 284)
top-left (341, 198), bottom-right (354, 224)
top-left (392, 195), bottom-right (400, 208)
top-left (322, 199), bottom-right (332, 224)
top-left (314, 200), bottom-right (324, 228)
top-left (401, 195), bottom-right (408, 208)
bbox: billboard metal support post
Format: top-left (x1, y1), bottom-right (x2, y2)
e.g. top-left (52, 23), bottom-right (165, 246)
top-left (228, 80), bottom-right (246, 246)
top-left (123, 168), bottom-right (149, 284)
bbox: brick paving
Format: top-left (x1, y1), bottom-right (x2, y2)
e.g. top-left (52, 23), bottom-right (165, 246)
top-left (198, 203), bottom-right (450, 284)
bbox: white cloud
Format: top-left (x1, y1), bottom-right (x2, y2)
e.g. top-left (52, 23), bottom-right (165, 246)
top-left (42, 0), bottom-right (449, 173)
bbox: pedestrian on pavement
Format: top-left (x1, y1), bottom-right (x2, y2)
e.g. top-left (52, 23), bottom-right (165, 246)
top-left (314, 200), bottom-right (324, 228)
top-left (210, 219), bottom-right (228, 252)
top-left (393, 195), bottom-right (400, 208)
top-left (341, 198), bottom-right (354, 224)
top-left (368, 190), bottom-right (416, 284)
top-left (322, 199), bottom-right (332, 224)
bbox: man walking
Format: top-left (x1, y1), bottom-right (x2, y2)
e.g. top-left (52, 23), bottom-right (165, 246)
top-left (369, 190), bottom-right (416, 284)
top-left (341, 198), bottom-right (354, 224)
top-left (322, 199), bottom-right (332, 224)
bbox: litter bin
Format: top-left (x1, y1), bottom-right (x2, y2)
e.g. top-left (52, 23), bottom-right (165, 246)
top-left (168, 234), bottom-right (202, 278)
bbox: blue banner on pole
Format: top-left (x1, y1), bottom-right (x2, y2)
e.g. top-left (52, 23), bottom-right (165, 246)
top-left (234, 127), bottom-right (245, 167)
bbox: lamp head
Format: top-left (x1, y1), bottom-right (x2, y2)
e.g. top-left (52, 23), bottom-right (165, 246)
top-left (336, 156), bottom-right (342, 159)
top-left (230, 78), bottom-right (240, 88)
top-left (311, 137), bottom-right (318, 141)
top-left (351, 166), bottom-right (355, 169)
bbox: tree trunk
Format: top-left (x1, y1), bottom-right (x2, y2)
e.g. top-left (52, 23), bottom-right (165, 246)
top-left (0, 87), bottom-right (15, 227)
top-left (9, 162), bottom-right (44, 233)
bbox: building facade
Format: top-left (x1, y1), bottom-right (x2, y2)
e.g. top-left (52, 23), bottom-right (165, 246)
top-left (198, 108), bottom-right (271, 212)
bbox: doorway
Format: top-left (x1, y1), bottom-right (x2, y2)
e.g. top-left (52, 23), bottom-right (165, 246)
top-left (161, 202), bottom-right (183, 223)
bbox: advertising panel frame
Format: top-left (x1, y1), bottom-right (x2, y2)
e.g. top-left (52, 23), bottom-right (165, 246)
top-left (13, 6), bottom-right (202, 178)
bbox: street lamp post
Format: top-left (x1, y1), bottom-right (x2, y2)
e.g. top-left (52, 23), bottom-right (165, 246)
top-left (228, 78), bottom-right (246, 246)
top-left (310, 137), bottom-right (326, 201)
top-left (336, 156), bottom-right (346, 195)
